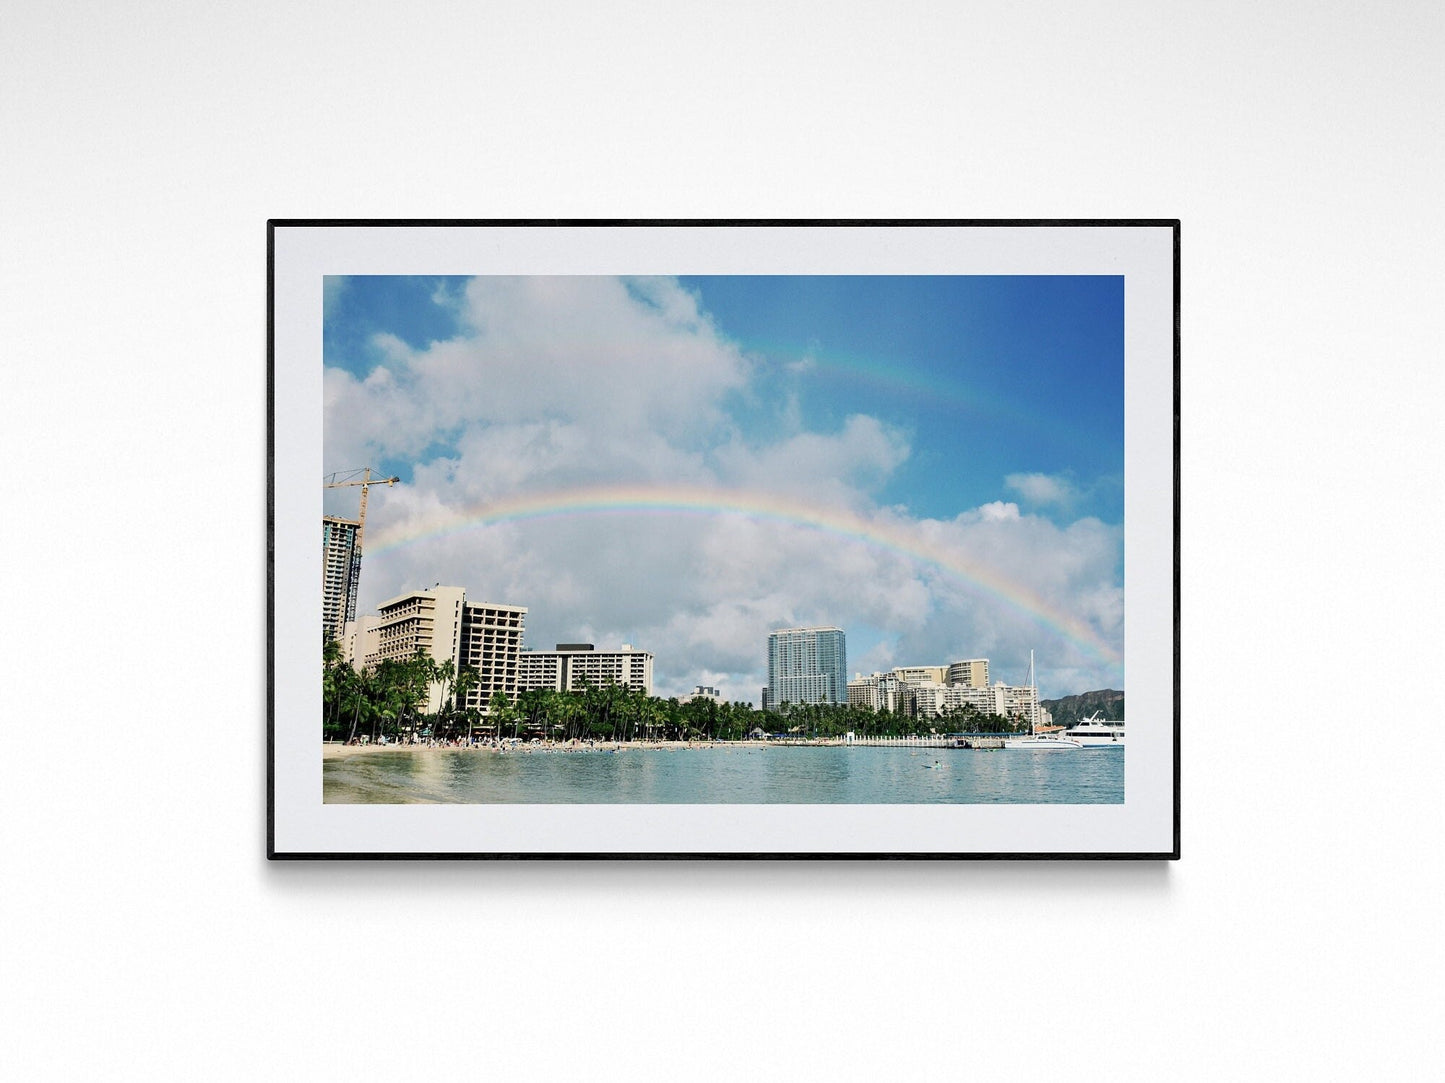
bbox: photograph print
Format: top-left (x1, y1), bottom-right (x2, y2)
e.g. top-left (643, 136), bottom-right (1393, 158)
top-left (270, 221), bottom-right (1178, 857)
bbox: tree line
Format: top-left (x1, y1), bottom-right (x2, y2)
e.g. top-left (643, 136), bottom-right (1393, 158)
top-left (323, 644), bottom-right (1027, 744)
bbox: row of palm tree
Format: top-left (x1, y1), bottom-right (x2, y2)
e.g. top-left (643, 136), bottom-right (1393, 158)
top-left (762, 699), bottom-right (1024, 739)
top-left (323, 643), bottom-right (481, 743)
top-left (490, 683), bottom-right (748, 743)
top-left (323, 643), bottom-right (1023, 744)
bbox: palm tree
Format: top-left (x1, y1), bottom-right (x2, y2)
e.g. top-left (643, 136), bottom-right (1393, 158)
top-left (554, 691), bottom-right (582, 742)
top-left (514, 688), bottom-right (543, 739)
top-left (323, 649), bottom-right (342, 740)
top-left (408, 653), bottom-right (436, 737)
top-left (343, 665), bottom-right (371, 744)
top-left (637, 691), bottom-right (662, 743)
top-left (429, 657), bottom-right (458, 738)
top-left (581, 680), bottom-right (616, 742)
top-left (451, 664), bottom-right (481, 740)
top-left (489, 690), bottom-right (516, 741)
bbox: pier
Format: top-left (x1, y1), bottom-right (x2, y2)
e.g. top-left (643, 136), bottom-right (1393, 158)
top-left (838, 734), bottom-right (1007, 750)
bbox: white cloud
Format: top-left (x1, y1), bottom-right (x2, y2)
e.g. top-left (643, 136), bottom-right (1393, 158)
top-left (1005, 471), bottom-right (1077, 507)
top-left (325, 276), bottom-right (752, 466)
top-left (713, 414), bottom-right (910, 504)
top-left (976, 500), bottom-right (1021, 522)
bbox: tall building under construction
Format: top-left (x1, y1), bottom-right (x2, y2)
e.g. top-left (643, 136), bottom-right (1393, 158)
top-left (322, 515), bottom-right (361, 642)
top-left (322, 469), bottom-right (399, 645)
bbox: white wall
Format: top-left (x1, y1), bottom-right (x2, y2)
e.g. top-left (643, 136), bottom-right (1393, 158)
top-left (3, 3), bottom-right (1441, 1079)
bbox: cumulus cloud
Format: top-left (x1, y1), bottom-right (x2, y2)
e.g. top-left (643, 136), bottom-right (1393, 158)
top-left (326, 276), bottom-right (751, 461)
top-left (712, 414), bottom-right (910, 505)
top-left (327, 276), bottom-right (1125, 700)
top-left (1005, 471), bottom-right (1077, 507)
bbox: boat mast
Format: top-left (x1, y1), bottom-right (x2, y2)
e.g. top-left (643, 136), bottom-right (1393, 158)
top-left (1028, 649), bottom-right (1036, 735)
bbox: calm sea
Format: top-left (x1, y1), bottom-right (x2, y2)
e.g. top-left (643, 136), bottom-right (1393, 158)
top-left (323, 744), bottom-right (1123, 804)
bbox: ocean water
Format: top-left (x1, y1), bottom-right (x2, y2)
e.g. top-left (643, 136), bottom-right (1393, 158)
top-left (323, 744), bottom-right (1124, 804)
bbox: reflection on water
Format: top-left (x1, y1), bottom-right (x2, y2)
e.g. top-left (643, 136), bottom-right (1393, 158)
top-left (323, 745), bottom-right (1124, 805)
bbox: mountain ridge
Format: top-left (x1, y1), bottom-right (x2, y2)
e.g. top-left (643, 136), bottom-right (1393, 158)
top-left (1041, 689), bottom-right (1124, 727)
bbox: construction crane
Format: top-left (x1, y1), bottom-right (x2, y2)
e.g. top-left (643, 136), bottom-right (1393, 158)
top-left (322, 468), bottom-right (400, 641)
top-left (323, 467), bottom-right (400, 552)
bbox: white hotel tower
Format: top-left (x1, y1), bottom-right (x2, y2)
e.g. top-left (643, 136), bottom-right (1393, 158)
top-left (343, 586), bottom-right (526, 716)
top-left (517, 643), bottom-right (654, 696)
top-left (766, 626), bottom-right (847, 707)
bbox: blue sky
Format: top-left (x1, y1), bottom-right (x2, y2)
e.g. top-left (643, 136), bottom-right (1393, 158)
top-left (676, 275), bottom-right (1123, 522)
top-left (324, 274), bottom-right (1125, 699)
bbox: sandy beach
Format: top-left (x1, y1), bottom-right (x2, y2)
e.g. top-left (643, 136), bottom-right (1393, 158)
top-left (321, 738), bottom-right (807, 760)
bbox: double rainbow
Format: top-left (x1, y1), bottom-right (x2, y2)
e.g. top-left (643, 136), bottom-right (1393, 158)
top-left (367, 483), bottom-right (1121, 664)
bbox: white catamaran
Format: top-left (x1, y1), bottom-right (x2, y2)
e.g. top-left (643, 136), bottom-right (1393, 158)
top-left (1002, 651), bottom-right (1083, 750)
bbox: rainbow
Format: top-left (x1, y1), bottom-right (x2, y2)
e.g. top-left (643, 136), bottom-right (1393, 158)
top-left (367, 483), bottom-right (1121, 663)
top-left (751, 340), bottom-right (1020, 423)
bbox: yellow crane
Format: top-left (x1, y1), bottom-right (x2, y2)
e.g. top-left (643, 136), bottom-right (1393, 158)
top-left (323, 467), bottom-right (400, 552)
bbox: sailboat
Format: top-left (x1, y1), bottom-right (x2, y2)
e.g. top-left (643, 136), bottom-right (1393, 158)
top-left (1002, 651), bottom-right (1083, 750)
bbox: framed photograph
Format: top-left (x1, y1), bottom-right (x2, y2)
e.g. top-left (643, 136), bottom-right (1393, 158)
top-left (269, 220), bottom-right (1179, 859)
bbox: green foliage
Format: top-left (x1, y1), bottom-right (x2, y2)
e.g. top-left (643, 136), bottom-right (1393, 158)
top-left (321, 650), bottom-right (437, 742)
top-left (322, 662), bottom-right (1031, 745)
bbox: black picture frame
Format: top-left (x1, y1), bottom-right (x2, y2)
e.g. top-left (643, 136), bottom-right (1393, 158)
top-left (269, 219), bottom-right (1179, 860)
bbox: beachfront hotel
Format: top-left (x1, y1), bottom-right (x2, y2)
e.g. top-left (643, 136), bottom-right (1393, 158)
top-left (342, 586), bottom-right (527, 716)
top-left (766, 626), bottom-right (847, 706)
top-left (517, 643), bottom-right (654, 697)
top-left (322, 515), bottom-right (361, 642)
top-left (846, 669), bottom-right (905, 712)
top-left (846, 659), bottom-right (1042, 727)
top-left (946, 658), bottom-right (989, 688)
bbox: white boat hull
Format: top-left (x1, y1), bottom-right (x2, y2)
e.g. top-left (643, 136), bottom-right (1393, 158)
top-left (1062, 719), bottom-right (1125, 747)
top-left (1002, 736), bottom-right (1083, 750)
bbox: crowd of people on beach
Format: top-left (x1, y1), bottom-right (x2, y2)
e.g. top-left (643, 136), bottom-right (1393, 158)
top-left (343, 734), bottom-right (698, 750)
top-left (336, 733), bottom-right (770, 754)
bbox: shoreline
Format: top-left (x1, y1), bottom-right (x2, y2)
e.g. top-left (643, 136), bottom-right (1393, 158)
top-left (322, 738), bottom-right (851, 760)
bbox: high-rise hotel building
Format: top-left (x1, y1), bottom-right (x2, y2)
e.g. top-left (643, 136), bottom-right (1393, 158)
top-left (322, 516), bottom-right (361, 642)
top-left (766, 626), bottom-right (846, 706)
top-left (945, 658), bottom-right (989, 689)
top-left (344, 585), bottom-right (526, 716)
top-left (518, 643), bottom-right (654, 696)
top-left (846, 658), bottom-right (1038, 726)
